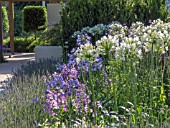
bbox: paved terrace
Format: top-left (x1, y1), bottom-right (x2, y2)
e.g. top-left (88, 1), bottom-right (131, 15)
top-left (0, 53), bottom-right (35, 83)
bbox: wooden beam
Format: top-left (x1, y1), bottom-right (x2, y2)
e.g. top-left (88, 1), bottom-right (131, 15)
top-left (9, 0), bottom-right (14, 54)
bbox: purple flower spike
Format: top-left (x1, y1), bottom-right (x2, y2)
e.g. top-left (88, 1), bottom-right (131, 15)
top-left (32, 98), bottom-right (39, 103)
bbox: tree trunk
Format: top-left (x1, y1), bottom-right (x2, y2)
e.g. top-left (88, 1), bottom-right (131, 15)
top-left (0, 2), bottom-right (4, 63)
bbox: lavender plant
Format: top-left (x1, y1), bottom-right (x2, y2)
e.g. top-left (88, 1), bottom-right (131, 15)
top-left (0, 59), bottom-right (61, 128)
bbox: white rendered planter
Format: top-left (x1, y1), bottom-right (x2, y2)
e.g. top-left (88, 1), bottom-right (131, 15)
top-left (35, 46), bottom-right (63, 62)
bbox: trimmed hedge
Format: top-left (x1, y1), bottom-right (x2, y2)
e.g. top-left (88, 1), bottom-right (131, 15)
top-left (14, 2), bottom-right (42, 36)
top-left (2, 6), bottom-right (9, 35)
top-left (23, 6), bottom-right (47, 32)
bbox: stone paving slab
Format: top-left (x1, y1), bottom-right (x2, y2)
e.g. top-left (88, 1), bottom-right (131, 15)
top-left (0, 53), bottom-right (35, 83)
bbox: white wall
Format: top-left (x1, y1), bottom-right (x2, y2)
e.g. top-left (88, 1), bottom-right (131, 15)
top-left (47, 3), bottom-right (62, 29)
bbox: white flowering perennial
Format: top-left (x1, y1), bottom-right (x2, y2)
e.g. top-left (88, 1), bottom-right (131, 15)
top-left (109, 23), bottom-right (128, 38)
top-left (73, 19), bottom-right (170, 63)
top-left (74, 43), bottom-right (98, 63)
top-left (96, 35), bottom-right (118, 56)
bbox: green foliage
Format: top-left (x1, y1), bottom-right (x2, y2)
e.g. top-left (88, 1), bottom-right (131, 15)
top-left (2, 6), bottom-right (9, 35)
top-left (14, 2), bottom-right (42, 9)
top-left (14, 2), bottom-right (42, 36)
top-left (3, 33), bottom-right (58, 52)
top-left (14, 9), bottom-right (23, 36)
top-left (23, 6), bottom-right (47, 32)
top-left (38, 23), bottom-right (63, 46)
top-left (60, 0), bottom-right (115, 49)
top-left (5, 36), bottom-right (33, 52)
top-left (4, 35), bottom-right (35, 52)
top-left (60, 0), bottom-right (169, 50)
top-left (146, 0), bottom-right (169, 22)
top-left (13, 36), bottom-right (34, 52)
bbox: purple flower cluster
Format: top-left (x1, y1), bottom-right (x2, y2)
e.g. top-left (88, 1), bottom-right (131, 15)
top-left (72, 85), bottom-right (92, 114)
top-left (76, 34), bottom-right (91, 46)
top-left (77, 58), bottom-right (103, 72)
top-left (0, 44), bottom-right (8, 53)
top-left (102, 69), bottom-right (112, 85)
top-left (68, 33), bottom-right (103, 72)
top-left (67, 56), bottom-right (102, 75)
top-left (67, 34), bottom-right (92, 67)
top-left (44, 31), bottom-right (104, 119)
top-left (44, 88), bottom-right (68, 116)
top-left (32, 97), bottom-right (39, 103)
top-left (44, 64), bottom-right (92, 116)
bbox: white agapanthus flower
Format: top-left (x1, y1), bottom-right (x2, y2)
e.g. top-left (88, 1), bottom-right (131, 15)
top-left (74, 43), bottom-right (98, 63)
top-left (73, 19), bottom-right (170, 64)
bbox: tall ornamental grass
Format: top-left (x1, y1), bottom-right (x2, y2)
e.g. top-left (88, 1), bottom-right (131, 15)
top-left (42, 19), bottom-right (170, 127)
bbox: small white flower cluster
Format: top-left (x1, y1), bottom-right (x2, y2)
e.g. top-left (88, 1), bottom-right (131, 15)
top-left (73, 19), bottom-right (170, 63)
top-left (96, 35), bottom-right (118, 56)
top-left (74, 43), bottom-right (98, 63)
top-left (109, 23), bottom-right (128, 37)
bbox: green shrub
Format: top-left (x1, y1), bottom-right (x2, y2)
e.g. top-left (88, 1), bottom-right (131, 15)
top-left (38, 23), bottom-right (63, 46)
top-left (14, 1), bottom-right (42, 9)
top-left (3, 34), bottom-right (56, 52)
top-left (61, 0), bottom-right (115, 49)
top-left (2, 6), bottom-right (9, 36)
top-left (23, 6), bottom-right (47, 32)
top-left (14, 36), bottom-right (33, 52)
top-left (14, 9), bottom-right (23, 36)
top-left (14, 2), bottom-right (43, 36)
top-left (27, 36), bottom-right (47, 52)
top-left (60, 0), bottom-right (169, 50)
top-left (4, 36), bottom-right (34, 52)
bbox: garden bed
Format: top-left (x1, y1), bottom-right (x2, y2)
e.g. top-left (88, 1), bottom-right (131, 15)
top-left (1, 19), bottom-right (170, 127)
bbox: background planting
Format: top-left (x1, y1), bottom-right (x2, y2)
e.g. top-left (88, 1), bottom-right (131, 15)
top-left (14, 2), bottom-right (42, 36)
top-left (23, 6), bottom-right (47, 32)
top-left (60, 0), bottom-right (169, 51)
top-left (2, 6), bottom-right (9, 37)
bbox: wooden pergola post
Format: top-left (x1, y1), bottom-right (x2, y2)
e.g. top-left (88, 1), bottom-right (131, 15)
top-left (9, 0), bottom-right (14, 54)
